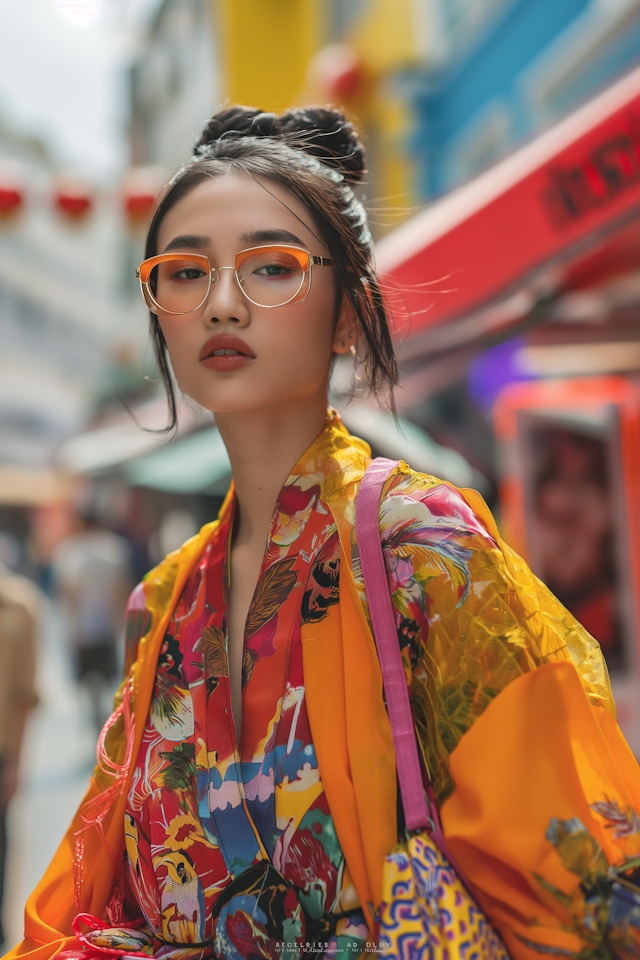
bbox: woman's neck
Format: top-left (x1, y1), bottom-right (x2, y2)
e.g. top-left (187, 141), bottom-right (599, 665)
top-left (215, 396), bottom-right (329, 549)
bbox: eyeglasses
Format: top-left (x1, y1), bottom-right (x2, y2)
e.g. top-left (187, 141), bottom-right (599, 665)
top-left (136, 244), bottom-right (335, 314)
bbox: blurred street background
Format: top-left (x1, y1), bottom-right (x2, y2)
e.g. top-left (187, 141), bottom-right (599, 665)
top-left (4, 0), bottom-right (640, 948)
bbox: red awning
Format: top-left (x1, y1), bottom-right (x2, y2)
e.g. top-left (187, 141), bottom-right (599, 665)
top-left (376, 63), bottom-right (640, 359)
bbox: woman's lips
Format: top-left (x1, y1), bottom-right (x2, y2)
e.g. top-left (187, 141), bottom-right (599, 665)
top-left (201, 352), bottom-right (255, 371)
top-left (199, 334), bottom-right (256, 371)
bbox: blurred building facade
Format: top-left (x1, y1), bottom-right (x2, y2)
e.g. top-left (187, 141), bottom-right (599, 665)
top-left (312, 0), bottom-right (640, 208)
top-left (130, 0), bottom-right (220, 171)
top-left (410, 0), bottom-right (640, 198)
top-left (0, 120), bottom-right (120, 482)
top-left (0, 115), bottom-right (155, 580)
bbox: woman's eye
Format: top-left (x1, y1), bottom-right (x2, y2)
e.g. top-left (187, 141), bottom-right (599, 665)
top-left (255, 263), bottom-right (295, 279)
top-left (172, 267), bottom-right (206, 281)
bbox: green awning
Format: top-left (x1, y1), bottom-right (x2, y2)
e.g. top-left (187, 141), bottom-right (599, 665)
top-left (341, 407), bottom-right (488, 493)
top-left (125, 427), bottom-right (231, 495)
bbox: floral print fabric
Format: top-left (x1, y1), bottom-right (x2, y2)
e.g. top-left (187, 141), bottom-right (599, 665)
top-left (124, 456), bottom-right (367, 959)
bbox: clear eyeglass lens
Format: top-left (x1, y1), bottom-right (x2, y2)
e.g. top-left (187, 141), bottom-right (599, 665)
top-left (237, 250), bottom-right (306, 306)
top-left (151, 258), bottom-right (210, 313)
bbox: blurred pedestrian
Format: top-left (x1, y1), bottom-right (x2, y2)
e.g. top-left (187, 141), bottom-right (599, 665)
top-left (51, 511), bottom-right (131, 732)
top-left (0, 563), bottom-right (39, 952)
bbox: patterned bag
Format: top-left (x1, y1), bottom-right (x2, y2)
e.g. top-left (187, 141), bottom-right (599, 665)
top-left (356, 459), bottom-right (510, 960)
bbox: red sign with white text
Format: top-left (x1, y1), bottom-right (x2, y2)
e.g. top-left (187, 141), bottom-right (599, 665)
top-left (380, 68), bottom-right (640, 334)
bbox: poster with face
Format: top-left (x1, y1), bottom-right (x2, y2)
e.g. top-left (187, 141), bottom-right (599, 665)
top-left (518, 411), bottom-right (627, 672)
top-left (494, 376), bottom-right (640, 687)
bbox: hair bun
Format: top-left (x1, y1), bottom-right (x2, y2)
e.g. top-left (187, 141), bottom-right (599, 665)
top-left (195, 105), bottom-right (267, 148)
top-left (273, 106), bottom-right (366, 185)
top-left (196, 104), bottom-right (366, 185)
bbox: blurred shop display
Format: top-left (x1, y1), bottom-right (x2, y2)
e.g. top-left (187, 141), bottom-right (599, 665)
top-left (494, 377), bottom-right (640, 752)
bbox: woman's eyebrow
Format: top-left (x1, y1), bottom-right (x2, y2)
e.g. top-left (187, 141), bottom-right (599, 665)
top-left (162, 234), bottom-right (210, 252)
top-left (238, 229), bottom-right (304, 246)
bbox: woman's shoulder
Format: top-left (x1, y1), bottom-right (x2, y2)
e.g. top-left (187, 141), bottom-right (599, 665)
top-left (371, 464), bottom-right (506, 627)
top-left (378, 462), bottom-right (500, 552)
top-left (378, 460), bottom-right (615, 718)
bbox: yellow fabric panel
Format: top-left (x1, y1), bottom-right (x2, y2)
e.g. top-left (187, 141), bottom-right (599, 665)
top-left (300, 556), bottom-right (397, 930)
top-left (339, 560), bottom-right (397, 910)
top-left (441, 659), bottom-right (640, 958)
top-left (300, 601), bottom-right (369, 922)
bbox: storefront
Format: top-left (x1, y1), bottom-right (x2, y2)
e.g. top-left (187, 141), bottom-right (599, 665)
top-left (376, 62), bottom-right (640, 752)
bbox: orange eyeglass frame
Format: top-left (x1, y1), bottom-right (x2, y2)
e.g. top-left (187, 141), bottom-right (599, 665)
top-left (136, 244), bottom-right (335, 312)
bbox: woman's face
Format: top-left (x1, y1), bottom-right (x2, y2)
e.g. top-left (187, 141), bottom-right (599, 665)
top-left (154, 171), bottom-right (353, 416)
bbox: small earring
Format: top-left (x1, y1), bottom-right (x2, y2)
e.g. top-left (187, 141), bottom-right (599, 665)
top-left (351, 344), bottom-right (367, 382)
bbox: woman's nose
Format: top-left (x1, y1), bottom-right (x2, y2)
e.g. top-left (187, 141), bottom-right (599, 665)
top-left (203, 268), bottom-right (249, 325)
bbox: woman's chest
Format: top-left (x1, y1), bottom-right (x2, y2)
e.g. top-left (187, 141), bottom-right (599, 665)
top-left (127, 481), bottom-right (343, 875)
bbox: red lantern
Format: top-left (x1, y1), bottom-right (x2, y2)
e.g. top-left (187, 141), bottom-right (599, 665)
top-left (125, 191), bottom-right (155, 219)
top-left (123, 167), bottom-right (167, 226)
top-left (55, 177), bottom-right (93, 219)
top-left (0, 160), bottom-right (25, 217)
top-left (311, 44), bottom-right (363, 103)
top-left (0, 187), bottom-right (22, 216)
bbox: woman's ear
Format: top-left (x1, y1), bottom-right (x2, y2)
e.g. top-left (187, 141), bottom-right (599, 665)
top-left (332, 299), bottom-right (358, 355)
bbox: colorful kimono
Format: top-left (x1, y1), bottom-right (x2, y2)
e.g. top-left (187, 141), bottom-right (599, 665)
top-left (123, 462), bottom-right (368, 958)
top-left (7, 410), bottom-right (640, 960)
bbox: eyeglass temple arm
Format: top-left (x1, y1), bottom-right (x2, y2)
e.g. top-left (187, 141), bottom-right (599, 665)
top-left (309, 256), bottom-right (334, 267)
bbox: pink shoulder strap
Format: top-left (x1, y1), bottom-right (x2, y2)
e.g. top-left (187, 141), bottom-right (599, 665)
top-left (355, 458), bottom-right (470, 889)
top-left (355, 458), bottom-right (430, 832)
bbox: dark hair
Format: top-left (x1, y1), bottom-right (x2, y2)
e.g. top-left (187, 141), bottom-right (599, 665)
top-left (144, 104), bottom-right (399, 429)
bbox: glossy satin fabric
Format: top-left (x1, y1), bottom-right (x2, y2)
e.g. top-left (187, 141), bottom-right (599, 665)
top-left (7, 410), bottom-right (640, 960)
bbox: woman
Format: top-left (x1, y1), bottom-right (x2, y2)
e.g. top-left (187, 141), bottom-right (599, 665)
top-left (8, 106), bottom-right (640, 960)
